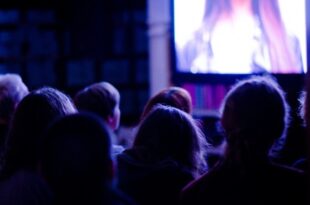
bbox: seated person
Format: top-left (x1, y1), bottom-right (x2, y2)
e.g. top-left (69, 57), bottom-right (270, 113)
top-left (40, 113), bottom-right (135, 205)
top-left (117, 105), bottom-right (207, 205)
top-left (0, 87), bottom-right (76, 205)
top-left (0, 74), bottom-right (29, 151)
top-left (74, 82), bottom-right (124, 154)
top-left (142, 86), bottom-right (221, 169)
top-left (181, 76), bottom-right (306, 205)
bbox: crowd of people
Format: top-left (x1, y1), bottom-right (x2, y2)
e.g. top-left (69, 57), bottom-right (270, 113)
top-left (0, 73), bottom-right (307, 205)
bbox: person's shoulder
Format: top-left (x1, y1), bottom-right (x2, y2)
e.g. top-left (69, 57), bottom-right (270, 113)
top-left (269, 163), bottom-right (307, 204)
top-left (270, 162), bottom-right (304, 177)
top-left (116, 149), bottom-right (142, 167)
top-left (270, 162), bottom-right (306, 189)
top-left (180, 164), bottom-right (225, 205)
top-left (180, 172), bottom-right (210, 205)
top-left (0, 170), bottom-right (52, 205)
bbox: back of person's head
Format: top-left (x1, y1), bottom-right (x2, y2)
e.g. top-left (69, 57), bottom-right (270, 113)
top-left (74, 82), bottom-right (121, 130)
top-left (41, 113), bottom-right (114, 204)
top-left (141, 86), bottom-right (192, 119)
top-left (220, 75), bottom-right (289, 158)
top-left (134, 105), bottom-right (206, 175)
top-left (2, 87), bottom-right (76, 177)
top-left (0, 73), bottom-right (28, 123)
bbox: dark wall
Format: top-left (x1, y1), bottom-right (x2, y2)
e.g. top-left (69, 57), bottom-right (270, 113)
top-left (0, 0), bottom-right (149, 124)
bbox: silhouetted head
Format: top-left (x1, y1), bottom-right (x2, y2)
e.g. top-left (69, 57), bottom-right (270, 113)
top-left (141, 86), bottom-right (192, 119)
top-left (74, 82), bottom-right (121, 130)
top-left (41, 113), bottom-right (114, 203)
top-left (0, 74), bottom-right (28, 124)
top-left (220, 75), bottom-right (289, 158)
top-left (134, 105), bottom-right (206, 175)
top-left (2, 87), bottom-right (76, 177)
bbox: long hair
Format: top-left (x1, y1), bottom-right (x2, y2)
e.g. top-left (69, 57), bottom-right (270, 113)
top-left (74, 82), bottom-right (120, 120)
top-left (201, 0), bottom-right (300, 73)
top-left (134, 105), bottom-right (206, 175)
top-left (1, 87), bottom-right (76, 177)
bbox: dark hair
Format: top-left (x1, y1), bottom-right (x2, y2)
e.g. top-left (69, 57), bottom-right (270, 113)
top-left (1, 87), bottom-right (76, 177)
top-left (141, 86), bottom-right (192, 119)
top-left (220, 75), bottom-right (289, 157)
top-left (74, 82), bottom-right (120, 120)
top-left (41, 113), bottom-right (113, 203)
top-left (134, 105), bottom-right (206, 175)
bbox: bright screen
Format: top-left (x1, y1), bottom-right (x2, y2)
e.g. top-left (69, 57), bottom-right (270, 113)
top-left (173, 0), bottom-right (307, 74)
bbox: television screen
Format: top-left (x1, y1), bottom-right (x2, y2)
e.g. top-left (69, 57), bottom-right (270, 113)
top-left (173, 0), bottom-right (307, 74)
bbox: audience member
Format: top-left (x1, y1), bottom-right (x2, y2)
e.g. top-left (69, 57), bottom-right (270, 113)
top-left (74, 82), bottom-right (124, 154)
top-left (120, 86), bottom-right (195, 152)
top-left (141, 86), bottom-right (224, 168)
top-left (112, 86), bottom-right (193, 150)
top-left (279, 90), bottom-right (307, 171)
top-left (117, 105), bottom-right (207, 205)
top-left (140, 86), bottom-right (192, 119)
top-left (181, 75), bottom-right (306, 205)
top-left (0, 74), bottom-right (304, 205)
top-left (0, 74), bottom-right (28, 152)
top-left (0, 87), bottom-right (76, 205)
top-left (41, 113), bottom-right (135, 205)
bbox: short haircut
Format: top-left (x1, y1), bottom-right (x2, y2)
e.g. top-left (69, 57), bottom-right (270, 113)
top-left (74, 82), bottom-right (120, 120)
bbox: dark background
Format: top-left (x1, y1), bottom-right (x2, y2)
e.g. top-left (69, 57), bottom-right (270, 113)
top-left (0, 0), bottom-right (149, 125)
